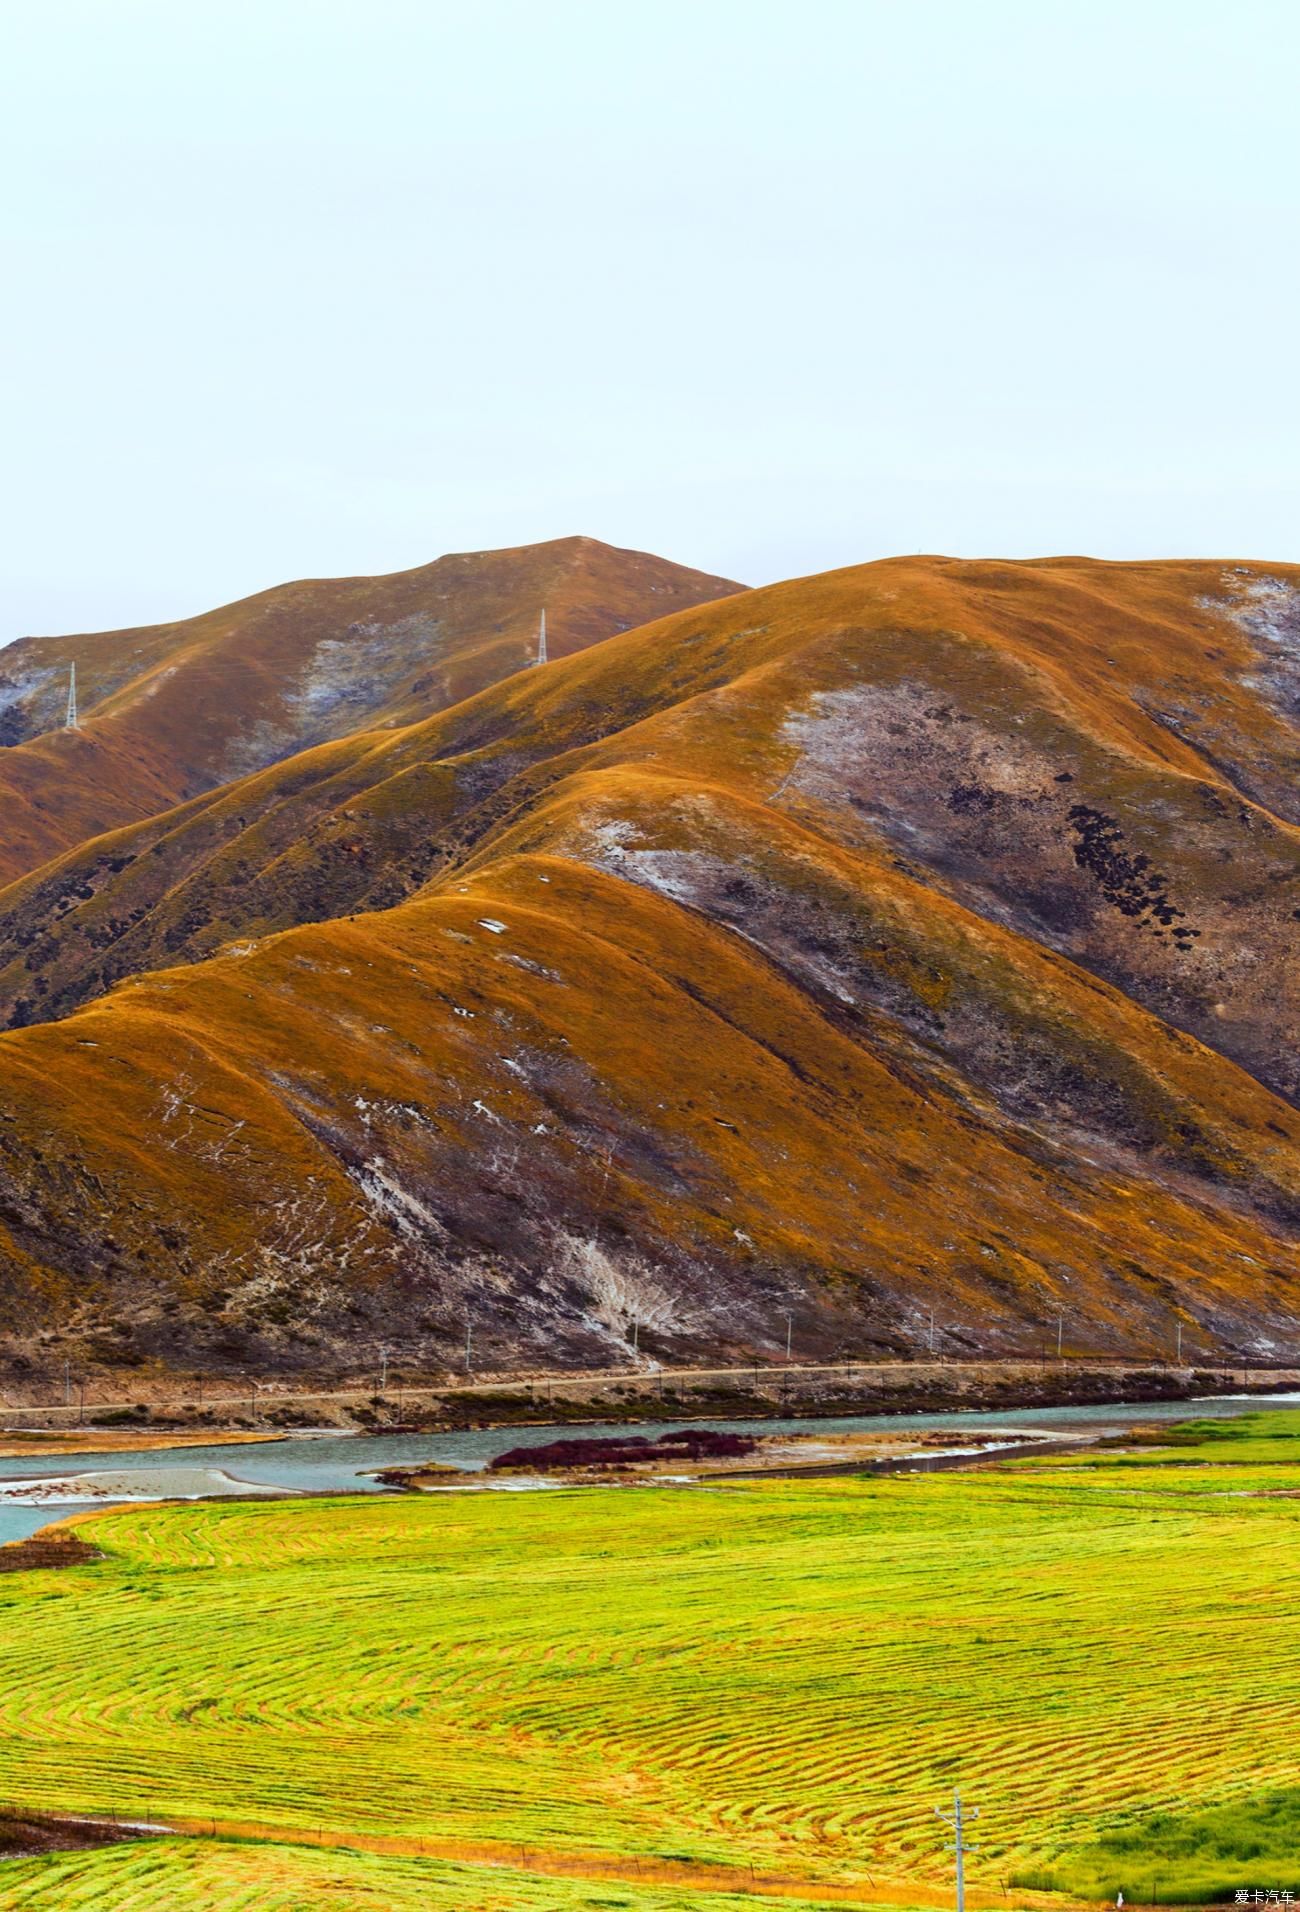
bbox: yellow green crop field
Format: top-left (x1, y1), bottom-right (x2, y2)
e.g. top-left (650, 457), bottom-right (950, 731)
top-left (1, 1412), bottom-right (1299, 1910)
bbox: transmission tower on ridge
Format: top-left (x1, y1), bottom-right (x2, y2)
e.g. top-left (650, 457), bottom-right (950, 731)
top-left (535, 608), bottom-right (548, 667)
top-left (65, 662), bottom-right (79, 731)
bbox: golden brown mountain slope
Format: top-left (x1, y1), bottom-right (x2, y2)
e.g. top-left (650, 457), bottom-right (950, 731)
top-left (0, 556), bottom-right (1296, 1373)
top-left (0, 536), bottom-right (742, 885)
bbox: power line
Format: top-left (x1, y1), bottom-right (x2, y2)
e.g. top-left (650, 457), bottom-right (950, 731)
top-left (935, 1789), bottom-right (979, 1912)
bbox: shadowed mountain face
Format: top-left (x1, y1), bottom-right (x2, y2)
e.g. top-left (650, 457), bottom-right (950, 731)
top-left (0, 536), bottom-right (743, 886)
top-left (0, 553), bottom-right (1295, 1375)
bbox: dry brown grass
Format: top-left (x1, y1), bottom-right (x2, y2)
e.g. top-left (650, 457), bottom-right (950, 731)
top-left (0, 554), bottom-right (1295, 1367)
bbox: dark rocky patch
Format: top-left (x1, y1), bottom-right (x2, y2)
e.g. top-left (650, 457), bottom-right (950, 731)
top-left (1066, 805), bottom-right (1189, 931)
top-left (0, 1531), bottom-right (101, 1573)
top-left (490, 1428), bottom-right (758, 1471)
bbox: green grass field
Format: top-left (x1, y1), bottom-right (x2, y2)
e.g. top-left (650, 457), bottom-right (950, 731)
top-left (0, 1838), bottom-right (854, 1910)
top-left (1, 1412), bottom-right (1299, 1909)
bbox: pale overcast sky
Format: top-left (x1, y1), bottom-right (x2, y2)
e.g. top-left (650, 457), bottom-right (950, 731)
top-left (2, 1), bottom-right (1297, 641)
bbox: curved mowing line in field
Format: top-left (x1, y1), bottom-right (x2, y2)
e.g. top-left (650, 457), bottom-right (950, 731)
top-left (0, 1457), bottom-right (1295, 1896)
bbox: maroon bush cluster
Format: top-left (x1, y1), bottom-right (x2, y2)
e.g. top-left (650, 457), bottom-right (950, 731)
top-left (490, 1428), bottom-right (757, 1472)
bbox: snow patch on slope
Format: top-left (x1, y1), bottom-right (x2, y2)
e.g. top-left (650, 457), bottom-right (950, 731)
top-left (0, 665), bottom-right (60, 744)
top-left (349, 1158), bottom-right (449, 1243)
top-left (558, 1232), bottom-right (701, 1352)
top-left (1201, 572), bottom-right (1300, 720)
top-left (583, 815), bottom-right (715, 905)
top-left (223, 613), bottom-right (443, 777)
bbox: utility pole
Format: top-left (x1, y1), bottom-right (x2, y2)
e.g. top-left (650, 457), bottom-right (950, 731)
top-left (464, 1316), bottom-right (474, 1376)
top-left (64, 1358), bottom-right (71, 1407)
top-left (65, 662), bottom-right (79, 731)
top-left (631, 1316), bottom-right (639, 1357)
top-left (535, 608), bottom-right (548, 667)
top-left (929, 1308), bottom-right (936, 1356)
top-left (1056, 1308), bottom-right (1065, 1360)
top-left (379, 1345), bottom-right (389, 1393)
top-left (784, 1309), bottom-right (794, 1363)
top-left (1176, 1320), bottom-right (1183, 1364)
top-left (935, 1789), bottom-right (979, 1912)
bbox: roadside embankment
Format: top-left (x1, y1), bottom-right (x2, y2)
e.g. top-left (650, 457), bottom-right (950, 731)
top-left (2, 1358), bottom-right (1296, 1439)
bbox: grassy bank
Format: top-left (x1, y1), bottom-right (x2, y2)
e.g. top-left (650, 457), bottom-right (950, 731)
top-left (0, 1413), bottom-right (1297, 1907)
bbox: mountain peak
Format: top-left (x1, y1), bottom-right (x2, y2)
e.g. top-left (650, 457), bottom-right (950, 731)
top-left (0, 538), bottom-right (745, 885)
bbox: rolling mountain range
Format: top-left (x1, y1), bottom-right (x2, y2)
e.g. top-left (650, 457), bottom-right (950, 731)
top-left (0, 544), bottom-right (1296, 1378)
top-left (0, 536), bottom-right (739, 887)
